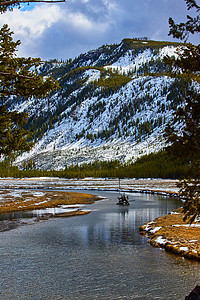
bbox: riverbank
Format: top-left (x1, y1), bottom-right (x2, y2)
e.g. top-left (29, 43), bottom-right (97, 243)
top-left (0, 190), bottom-right (98, 214)
top-left (0, 177), bottom-right (179, 195)
top-left (0, 190), bottom-right (99, 231)
top-left (0, 178), bottom-right (180, 233)
top-left (140, 208), bottom-right (200, 261)
top-left (1, 177), bottom-right (200, 262)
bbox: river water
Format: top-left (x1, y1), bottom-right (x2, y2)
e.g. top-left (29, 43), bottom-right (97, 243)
top-left (0, 190), bottom-right (199, 300)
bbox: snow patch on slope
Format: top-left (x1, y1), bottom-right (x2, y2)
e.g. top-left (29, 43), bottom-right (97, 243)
top-left (12, 43), bottom-right (185, 170)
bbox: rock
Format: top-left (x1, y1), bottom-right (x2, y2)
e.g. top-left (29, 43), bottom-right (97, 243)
top-left (185, 285), bottom-right (200, 300)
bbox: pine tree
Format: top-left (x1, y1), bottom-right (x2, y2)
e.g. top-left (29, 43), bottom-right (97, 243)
top-left (165, 90), bottom-right (200, 164)
top-left (0, 0), bottom-right (67, 161)
top-left (168, 0), bottom-right (200, 42)
top-left (165, 0), bottom-right (200, 223)
top-left (0, 25), bottom-right (59, 101)
top-left (0, 105), bottom-right (33, 156)
top-left (0, 24), bottom-right (59, 158)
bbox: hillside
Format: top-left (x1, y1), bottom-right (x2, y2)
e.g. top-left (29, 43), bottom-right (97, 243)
top-left (10, 38), bottom-right (191, 170)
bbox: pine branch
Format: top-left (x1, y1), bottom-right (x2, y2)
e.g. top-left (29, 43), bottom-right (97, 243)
top-left (0, 71), bottom-right (34, 79)
top-left (0, 90), bottom-right (23, 95)
top-left (0, 0), bottom-right (65, 8)
top-left (185, 0), bottom-right (200, 11)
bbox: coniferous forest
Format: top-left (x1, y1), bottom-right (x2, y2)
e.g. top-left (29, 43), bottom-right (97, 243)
top-left (0, 150), bottom-right (189, 179)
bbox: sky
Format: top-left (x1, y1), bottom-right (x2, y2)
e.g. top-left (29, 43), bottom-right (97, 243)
top-left (0, 0), bottom-right (198, 60)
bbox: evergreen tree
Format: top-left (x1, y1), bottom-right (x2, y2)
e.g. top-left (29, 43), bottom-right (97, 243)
top-left (0, 25), bottom-right (59, 101)
top-left (165, 90), bottom-right (200, 164)
top-left (0, 24), bottom-right (59, 159)
top-left (165, 0), bottom-right (200, 223)
top-left (168, 0), bottom-right (200, 42)
top-left (0, 0), bottom-right (66, 160)
top-left (0, 105), bottom-right (33, 156)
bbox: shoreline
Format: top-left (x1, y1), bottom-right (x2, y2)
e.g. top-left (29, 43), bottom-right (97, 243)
top-left (0, 210), bottom-right (92, 232)
top-left (0, 190), bottom-right (99, 232)
top-left (1, 177), bottom-right (199, 262)
top-left (139, 208), bottom-right (200, 261)
top-left (0, 177), bottom-right (180, 194)
top-left (0, 190), bottom-right (99, 214)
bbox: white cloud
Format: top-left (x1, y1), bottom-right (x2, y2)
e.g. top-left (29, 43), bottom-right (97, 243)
top-left (0, 0), bottom-right (196, 60)
top-left (66, 12), bottom-right (93, 31)
top-left (0, 2), bottom-right (114, 58)
top-left (103, 0), bottom-right (117, 11)
top-left (0, 2), bottom-right (111, 41)
top-left (0, 5), bottom-right (64, 39)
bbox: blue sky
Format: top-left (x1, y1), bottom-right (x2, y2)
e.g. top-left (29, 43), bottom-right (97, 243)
top-left (20, 2), bottom-right (36, 11)
top-left (0, 0), bottom-right (198, 60)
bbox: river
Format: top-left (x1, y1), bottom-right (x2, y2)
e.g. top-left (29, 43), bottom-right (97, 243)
top-left (0, 190), bottom-right (199, 299)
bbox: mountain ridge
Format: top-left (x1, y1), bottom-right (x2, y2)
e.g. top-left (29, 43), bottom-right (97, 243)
top-left (11, 38), bottom-right (190, 170)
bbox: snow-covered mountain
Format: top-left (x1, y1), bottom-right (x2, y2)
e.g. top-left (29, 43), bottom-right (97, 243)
top-left (11, 38), bottom-right (189, 170)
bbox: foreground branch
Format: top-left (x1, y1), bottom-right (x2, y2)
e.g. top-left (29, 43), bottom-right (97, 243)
top-left (0, 71), bottom-right (34, 80)
top-left (0, 0), bottom-right (65, 8)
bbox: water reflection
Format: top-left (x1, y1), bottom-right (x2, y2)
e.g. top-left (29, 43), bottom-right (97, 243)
top-left (0, 191), bottom-right (199, 300)
top-left (0, 205), bottom-right (84, 221)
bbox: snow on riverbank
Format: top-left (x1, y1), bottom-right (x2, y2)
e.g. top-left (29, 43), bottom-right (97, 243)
top-left (140, 208), bottom-right (200, 261)
top-left (0, 178), bottom-right (179, 195)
